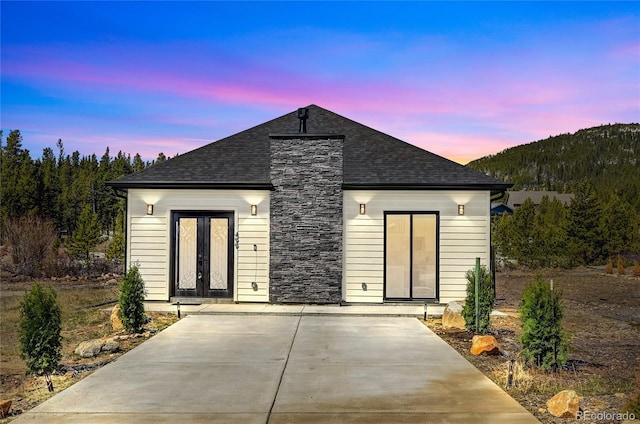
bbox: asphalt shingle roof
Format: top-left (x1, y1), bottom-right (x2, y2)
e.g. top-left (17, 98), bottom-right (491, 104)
top-left (108, 105), bottom-right (511, 192)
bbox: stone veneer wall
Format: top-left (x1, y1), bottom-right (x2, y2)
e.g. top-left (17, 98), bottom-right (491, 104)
top-left (269, 136), bottom-right (343, 303)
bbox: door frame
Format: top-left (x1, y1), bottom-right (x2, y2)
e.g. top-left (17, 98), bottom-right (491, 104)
top-left (383, 211), bottom-right (440, 302)
top-left (170, 210), bottom-right (235, 298)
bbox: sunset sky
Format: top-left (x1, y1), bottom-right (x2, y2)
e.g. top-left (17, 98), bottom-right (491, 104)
top-left (2, 1), bottom-right (639, 164)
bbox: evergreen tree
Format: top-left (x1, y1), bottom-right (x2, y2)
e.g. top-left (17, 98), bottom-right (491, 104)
top-left (0, 130), bottom-right (37, 219)
top-left (531, 196), bottom-right (568, 267)
top-left (19, 282), bottom-right (62, 392)
top-left (66, 204), bottom-right (102, 263)
top-left (132, 153), bottom-right (145, 172)
top-left (495, 198), bottom-right (536, 266)
top-left (601, 194), bottom-right (639, 258)
top-left (119, 265), bottom-right (146, 333)
top-left (155, 152), bottom-right (167, 164)
top-left (36, 147), bottom-right (60, 222)
top-left (566, 181), bottom-right (603, 264)
top-left (106, 209), bottom-right (125, 267)
top-left (520, 276), bottom-right (568, 370)
top-left (461, 265), bottom-right (495, 333)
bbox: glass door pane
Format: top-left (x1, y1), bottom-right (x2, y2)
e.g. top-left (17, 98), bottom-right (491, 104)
top-left (209, 218), bottom-right (228, 290)
top-left (412, 214), bottom-right (437, 298)
top-left (177, 218), bottom-right (198, 290)
top-left (385, 214), bottom-right (411, 298)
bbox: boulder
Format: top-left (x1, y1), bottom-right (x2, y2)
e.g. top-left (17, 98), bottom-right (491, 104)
top-left (470, 335), bottom-right (500, 356)
top-left (0, 399), bottom-right (11, 418)
top-left (442, 301), bottom-right (466, 330)
top-left (546, 389), bottom-right (580, 418)
top-left (75, 338), bottom-right (119, 358)
top-left (110, 304), bottom-right (124, 332)
top-left (75, 340), bottom-right (105, 358)
top-left (102, 338), bottom-right (120, 353)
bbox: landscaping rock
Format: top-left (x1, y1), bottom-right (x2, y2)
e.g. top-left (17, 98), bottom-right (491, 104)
top-left (104, 278), bottom-right (119, 287)
top-left (111, 304), bottom-right (124, 332)
top-left (470, 335), bottom-right (500, 355)
top-left (0, 399), bottom-right (12, 418)
top-left (102, 338), bottom-right (120, 353)
top-left (75, 340), bottom-right (104, 358)
top-left (74, 338), bottom-right (119, 358)
top-left (546, 389), bottom-right (580, 418)
top-left (442, 301), bottom-right (466, 329)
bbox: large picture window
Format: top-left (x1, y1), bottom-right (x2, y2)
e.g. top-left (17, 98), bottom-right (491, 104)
top-left (385, 212), bottom-right (438, 300)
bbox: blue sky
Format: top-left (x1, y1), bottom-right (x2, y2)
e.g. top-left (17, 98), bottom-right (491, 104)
top-left (2, 1), bottom-right (639, 164)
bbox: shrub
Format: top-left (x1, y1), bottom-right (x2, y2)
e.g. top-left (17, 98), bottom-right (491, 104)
top-left (617, 256), bottom-right (626, 275)
top-left (119, 265), bottom-right (146, 333)
top-left (605, 258), bottom-right (613, 274)
top-left (19, 282), bottom-right (62, 392)
top-left (462, 265), bottom-right (495, 334)
top-left (519, 276), bottom-right (568, 370)
top-left (3, 216), bottom-right (56, 276)
top-left (633, 261), bottom-right (640, 277)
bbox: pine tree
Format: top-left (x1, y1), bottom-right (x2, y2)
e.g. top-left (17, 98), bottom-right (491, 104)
top-left (66, 204), bottom-right (103, 263)
top-left (566, 181), bottom-right (603, 264)
top-left (119, 265), bottom-right (146, 333)
top-left (0, 130), bottom-right (37, 219)
top-left (19, 283), bottom-right (62, 392)
top-left (520, 276), bottom-right (568, 370)
top-left (461, 265), bottom-right (495, 334)
top-left (495, 198), bottom-right (536, 267)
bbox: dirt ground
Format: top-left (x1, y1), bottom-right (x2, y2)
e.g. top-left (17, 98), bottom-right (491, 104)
top-left (2, 267), bottom-right (639, 423)
top-left (425, 267), bottom-right (640, 424)
top-left (0, 276), bottom-right (179, 422)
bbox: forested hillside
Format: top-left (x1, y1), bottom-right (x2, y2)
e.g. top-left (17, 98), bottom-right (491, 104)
top-left (467, 123), bottom-right (640, 209)
top-left (467, 123), bottom-right (640, 267)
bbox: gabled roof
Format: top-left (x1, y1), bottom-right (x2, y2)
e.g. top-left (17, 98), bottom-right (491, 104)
top-left (108, 105), bottom-right (511, 193)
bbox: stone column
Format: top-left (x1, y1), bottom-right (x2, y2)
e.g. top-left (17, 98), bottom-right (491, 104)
top-left (269, 134), bottom-right (344, 303)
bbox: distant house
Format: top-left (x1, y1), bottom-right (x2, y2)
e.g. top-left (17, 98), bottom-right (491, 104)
top-left (108, 105), bottom-right (511, 305)
top-left (506, 191), bottom-right (574, 209)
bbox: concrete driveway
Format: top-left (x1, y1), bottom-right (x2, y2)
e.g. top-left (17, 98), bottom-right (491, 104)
top-left (14, 315), bottom-right (539, 423)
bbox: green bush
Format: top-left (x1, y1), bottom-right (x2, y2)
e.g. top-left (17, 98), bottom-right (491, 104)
top-left (19, 282), bottom-right (62, 391)
top-left (119, 265), bottom-right (146, 333)
top-left (519, 276), bottom-right (568, 370)
top-left (461, 265), bottom-right (495, 334)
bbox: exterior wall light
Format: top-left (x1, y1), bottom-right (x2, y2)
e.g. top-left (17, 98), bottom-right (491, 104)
top-left (458, 204), bottom-right (465, 216)
top-left (359, 203), bottom-right (366, 215)
top-left (146, 204), bottom-right (154, 215)
top-left (250, 205), bottom-right (258, 216)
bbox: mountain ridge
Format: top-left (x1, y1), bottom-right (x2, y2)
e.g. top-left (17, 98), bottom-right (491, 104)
top-left (466, 123), bottom-right (640, 208)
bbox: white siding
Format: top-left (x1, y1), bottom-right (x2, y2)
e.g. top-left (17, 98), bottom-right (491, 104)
top-left (343, 190), bottom-right (490, 304)
top-left (126, 189), bottom-right (270, 302)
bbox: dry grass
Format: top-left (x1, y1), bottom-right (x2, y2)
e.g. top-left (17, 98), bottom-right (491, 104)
top-left (1, 282), bottom-right (119, 375)
top-left (0, 279), bottom-right (178, 420)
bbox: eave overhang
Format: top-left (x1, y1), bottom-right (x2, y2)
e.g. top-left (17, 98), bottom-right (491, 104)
top-left (105, 181), bottom-right (275, 191)
top-left (342, 183), bottom-right (513, 196)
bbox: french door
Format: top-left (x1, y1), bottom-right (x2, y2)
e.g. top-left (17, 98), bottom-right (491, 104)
top-left (172, 212), bottom-right (234, 298)
top-left (385, 212), bottom-right (438, 301)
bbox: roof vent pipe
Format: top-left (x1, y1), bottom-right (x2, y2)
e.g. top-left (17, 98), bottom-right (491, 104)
top-left (297, 108), bottom-right (309, 133)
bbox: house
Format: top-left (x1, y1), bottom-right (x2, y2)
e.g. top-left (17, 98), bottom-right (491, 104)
top-left (108, 105), bottom-right (511, 304)
top-left (506, 191), bottom-right (574, 209)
